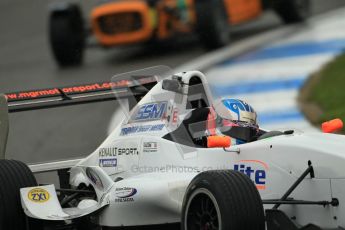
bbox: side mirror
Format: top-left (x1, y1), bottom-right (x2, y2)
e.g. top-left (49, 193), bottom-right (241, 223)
top-left (162, 79), bottom-right (182, 93)
top-left (322, 118), bottom-right (343, 133)
top-left (207, 136), bottom-right (231, 148)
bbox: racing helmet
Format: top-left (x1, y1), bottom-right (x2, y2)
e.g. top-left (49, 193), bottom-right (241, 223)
top-left (208, 98), bottom-right (259, 145)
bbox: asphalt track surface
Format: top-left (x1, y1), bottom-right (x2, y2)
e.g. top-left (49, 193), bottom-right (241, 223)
top-left (1, 0), bottom-right (345, 165)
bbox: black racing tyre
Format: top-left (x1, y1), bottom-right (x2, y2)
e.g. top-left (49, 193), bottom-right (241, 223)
top-left (274, 0), bottom-right (311, 24)
top-left (0, 160), bottom-right (40, 230)
top-left (49, 4), bottom-right (85, 67)
top-left (181, 170), bottom-right (265, 230)
top-left (75, 216), bottom-right (99, 230)
top-left (194, 0), bottom-right (230, 50)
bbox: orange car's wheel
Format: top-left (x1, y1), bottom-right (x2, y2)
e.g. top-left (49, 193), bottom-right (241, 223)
top-left (274, 0), bottom-right (311, 24)
top-left (194, 0), bottom-right (230, 50)
top-left (49, 3), bottom-right (85, 67)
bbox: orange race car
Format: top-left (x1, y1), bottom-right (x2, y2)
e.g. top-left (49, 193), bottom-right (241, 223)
top-left (49, 0), bottom-right (310, 67)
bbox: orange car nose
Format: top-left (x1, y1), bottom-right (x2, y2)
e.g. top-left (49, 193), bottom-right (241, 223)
top-left (91, 1), bottom-right (153, 46)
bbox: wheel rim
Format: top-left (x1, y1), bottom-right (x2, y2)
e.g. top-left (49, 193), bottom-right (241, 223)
top-left (184, 188), bottom-right (222, 230)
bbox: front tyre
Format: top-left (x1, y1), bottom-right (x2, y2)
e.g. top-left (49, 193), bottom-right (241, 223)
top-left (75, 216), bottom-right (98, 230)
top-left (49, 4), bottom-right (85, 67)
top-left (274, 0), bottom-right (311, 24)
top-left (194, 0), bottom-right (230, 49)
top-left (181, 170), bottom-right (265, 230)
top-left (0, 160), bottom-right (42, 230)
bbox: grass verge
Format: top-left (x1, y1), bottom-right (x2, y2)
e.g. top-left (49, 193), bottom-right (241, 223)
top-left (300, 54), bottom-right (345, 130)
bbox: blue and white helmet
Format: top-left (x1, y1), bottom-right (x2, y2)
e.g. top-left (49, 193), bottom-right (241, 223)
top-left (213, 98), bottom-right (258, 125)
top-left (211, 98), bottom-right (258, 145)
top-left (221, 98), bottom-right (257, 125)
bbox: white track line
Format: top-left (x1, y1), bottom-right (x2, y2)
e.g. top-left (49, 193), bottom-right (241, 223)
top-left (174, 24), bottom-right (302, 73)
top-left (205, 8), bottom-right (345, 132)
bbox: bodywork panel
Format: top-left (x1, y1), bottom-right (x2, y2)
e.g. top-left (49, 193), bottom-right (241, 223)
top-left (20, 184), bottom-right (106, 220)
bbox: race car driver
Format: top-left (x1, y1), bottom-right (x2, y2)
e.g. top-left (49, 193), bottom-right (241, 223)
top-left (207, 98), bottom-right (261, 145)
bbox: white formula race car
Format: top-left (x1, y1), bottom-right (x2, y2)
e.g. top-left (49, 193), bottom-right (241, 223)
top-left (0, 66), bottom-right (344, 230)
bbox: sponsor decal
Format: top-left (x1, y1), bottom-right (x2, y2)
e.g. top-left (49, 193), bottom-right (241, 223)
top-left (5, 76), bottom-right (156, 102)
top-left (114, 187), bottom-right (137, 202)
top-left (143, 142), bottom-right (158, 153)
top-left (134, 102), bottom-right (167, 121)
top-left (120, 124), bottom-right (165, 136)
top-left (28, 188), bottom-right (50, 203)
top-left (86, 168), bottom-right (104, 190)
top-left (233, 160), bottom-right (268, 190)
top-left (6, 82), bottom-right (127, 102)
top-left (99, 158), bottom-right (117, 167)
top-left (99, 147), bottom-right (138, 157)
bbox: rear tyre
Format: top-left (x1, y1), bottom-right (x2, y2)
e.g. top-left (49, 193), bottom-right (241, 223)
top-left (0, 160), bottom-right (41, 230)
top-left (274, 0), bottom-right (311, 24)
top-left (49, 4), bottom-right (85, 67)
top-left (181, 170), bottom-right (265, 230)
top-left (194, 0), bottom-right (230, 49)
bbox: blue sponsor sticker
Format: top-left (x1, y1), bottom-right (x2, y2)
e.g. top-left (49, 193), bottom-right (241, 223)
top-left (233, 160), bottom-right (268, 190)
top-left (134, 102), bottom-right (167, 121)
top-left (114, 187), bottom-right (138, 202)
top-left (99, 158), bottom-right (117, 167)
top-left (121, 124), bottom-right (165, 135)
